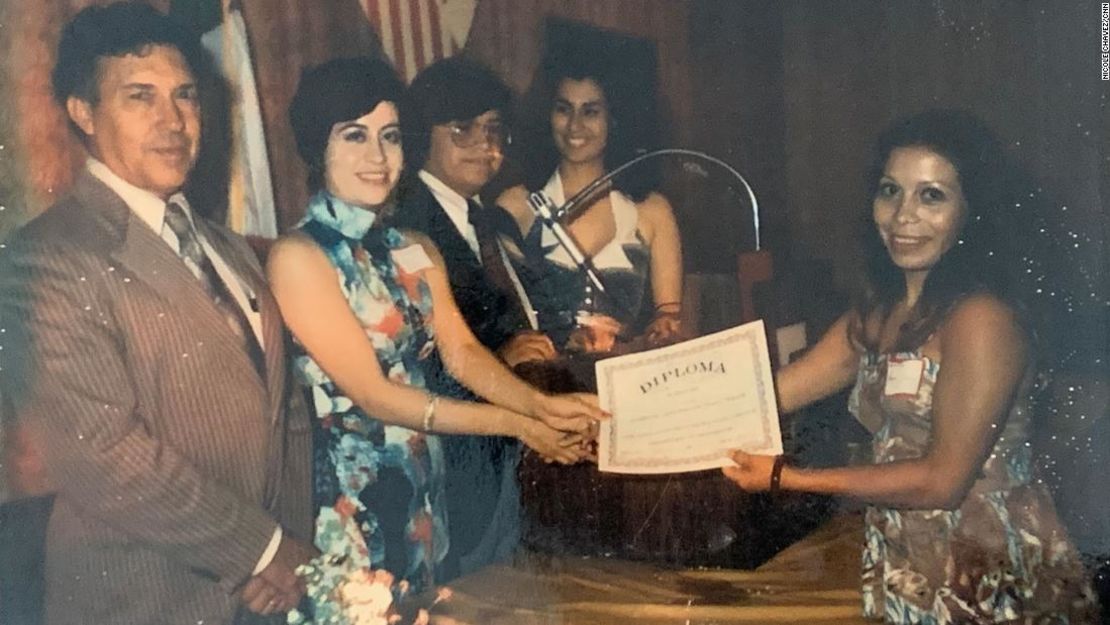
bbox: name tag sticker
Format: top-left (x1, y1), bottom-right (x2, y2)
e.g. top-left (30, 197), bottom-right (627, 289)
top-left (392, 245), bottom-right (434, 273)
top-left (884, 357), bottom-right (924, 397)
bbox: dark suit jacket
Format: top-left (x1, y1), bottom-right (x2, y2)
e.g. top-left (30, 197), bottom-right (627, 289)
top-left (392, 178), bottom-right (527, 574)
top-left (392, 178), bottom-right (529, 353)
top-left (0, 172), bottom-right (312, 625)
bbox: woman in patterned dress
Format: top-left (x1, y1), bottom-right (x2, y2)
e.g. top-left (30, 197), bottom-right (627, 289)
top-left (266, 58), bottom-right (603, 593)
top-left (723, 110), bottom-right (1098, 623)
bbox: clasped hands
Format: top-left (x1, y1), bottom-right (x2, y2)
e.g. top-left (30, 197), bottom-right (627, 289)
top-left (523, 392), bottom-right (607, 465)
top-left (239, 533), bottom-right (319, 615)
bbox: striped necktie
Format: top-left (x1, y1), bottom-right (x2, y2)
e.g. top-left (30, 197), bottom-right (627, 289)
top-left (163, 201), bottom-right (265, 375)
top-left (467, 198), bottom-right (527, 323)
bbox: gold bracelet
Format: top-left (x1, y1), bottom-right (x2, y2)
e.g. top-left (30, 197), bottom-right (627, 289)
top-left (422, 394), bottom-right (439, 432)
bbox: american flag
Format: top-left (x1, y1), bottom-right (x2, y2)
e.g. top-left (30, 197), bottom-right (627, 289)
top-left (361, 0), bottom-right (478, 82)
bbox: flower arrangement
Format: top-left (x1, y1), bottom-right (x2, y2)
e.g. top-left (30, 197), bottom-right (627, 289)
top-left (287, 554), bottom-right (449, 625)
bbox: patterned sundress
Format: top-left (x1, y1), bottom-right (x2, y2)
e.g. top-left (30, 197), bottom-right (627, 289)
top-left (292, 192), bottom-right (448, 592)
top-left (849, 350), bottom-right (1098, 623)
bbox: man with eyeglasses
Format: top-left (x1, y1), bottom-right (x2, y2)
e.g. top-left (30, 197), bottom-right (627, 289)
top-left (395, 57), bottom-right (549, 581)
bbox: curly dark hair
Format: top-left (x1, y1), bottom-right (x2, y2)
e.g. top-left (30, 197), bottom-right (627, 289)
top-left (851, 109), bottom-right (1035, 352)
top-left (288, 56), bottom-right (407, 194)
top-left (518, 46), bottom-right (661, 202)
top-left (52, 2), bottom-right (206, 118)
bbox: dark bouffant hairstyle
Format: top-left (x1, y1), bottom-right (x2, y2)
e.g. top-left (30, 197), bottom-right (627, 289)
top-left (288, 57), bottom-right (407, 194)
top-left (852, 109), bottom-right (1033, 352)
top-left (52, 2), bottom-right (206, 114)
top-left (403, 57), bottom-right (512, 171)
top-left (519, 45), bottom-right (661, 202)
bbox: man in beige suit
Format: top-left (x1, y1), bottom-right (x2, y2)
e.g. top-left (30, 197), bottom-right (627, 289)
top-left (0, 3), bottom-right (315, 623)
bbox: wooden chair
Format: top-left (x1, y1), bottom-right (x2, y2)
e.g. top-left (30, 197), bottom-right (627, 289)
top-left (678, 250), bottom-right (776, 340)
top-left (737, 249), bottom-right (774, 324)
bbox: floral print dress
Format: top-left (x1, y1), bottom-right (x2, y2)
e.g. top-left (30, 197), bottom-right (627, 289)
top-left (293, 192), bottom-right (448, 593)
top-left (849, 350), bottom-right (1097, 624)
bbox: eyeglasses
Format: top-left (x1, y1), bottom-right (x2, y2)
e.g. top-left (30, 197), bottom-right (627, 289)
top-left (445, 120), bottom-right (511, 149)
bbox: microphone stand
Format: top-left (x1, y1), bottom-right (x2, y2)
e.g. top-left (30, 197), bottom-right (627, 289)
top-left (527, 191), bottom-right (608, 295)
top-left (555, 148), bottom-right (762, 250)
top-left (527, 148), bottom-right (761, 338)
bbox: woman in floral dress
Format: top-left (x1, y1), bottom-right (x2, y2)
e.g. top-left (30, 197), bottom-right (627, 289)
top-left (723, 110), bottom-right (1098, 623)
top-left (268, 58), bottom-right (602, 593)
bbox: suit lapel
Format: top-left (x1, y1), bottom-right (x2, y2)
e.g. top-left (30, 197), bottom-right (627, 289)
top-left (196, 222), bottom-right (285, 422)
top-left (73, 172), bottom-right (198, 310)
top-left (196, 224), bottom-right (289, 511)
top-left (422, 187), bottom-right (483, 273)
top-left (76, 172), bottom-right (288, 512)
top-left (75, 172), bottom-right (264, 389)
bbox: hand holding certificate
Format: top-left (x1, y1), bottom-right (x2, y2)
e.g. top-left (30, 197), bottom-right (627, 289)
top-left (596, 320), bottom-right (782, 474)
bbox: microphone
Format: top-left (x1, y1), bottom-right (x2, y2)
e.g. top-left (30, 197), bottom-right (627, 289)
top-left (527, 191), bottom-right (607, 294)
top-left (549, 179), bottom-right (606, 222)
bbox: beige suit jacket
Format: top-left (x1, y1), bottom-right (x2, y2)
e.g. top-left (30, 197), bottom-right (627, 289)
top-left (0, 171), bottom-right (312, 625)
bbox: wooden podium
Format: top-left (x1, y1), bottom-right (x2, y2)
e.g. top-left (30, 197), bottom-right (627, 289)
top-left (515, 355), bottom-right (806, 568)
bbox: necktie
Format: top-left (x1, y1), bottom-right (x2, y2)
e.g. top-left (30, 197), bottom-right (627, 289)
top-left (467, 199), bottom-right (527, 322)
top-left (164, 201), bottom-right (265, 376)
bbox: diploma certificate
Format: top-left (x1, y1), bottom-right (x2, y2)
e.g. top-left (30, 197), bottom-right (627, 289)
top-left (596, 320), bottom-right (783, 474)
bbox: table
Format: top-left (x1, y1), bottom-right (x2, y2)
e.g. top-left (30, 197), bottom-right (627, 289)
top-left (429, 514), bottom-right (870, 624)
